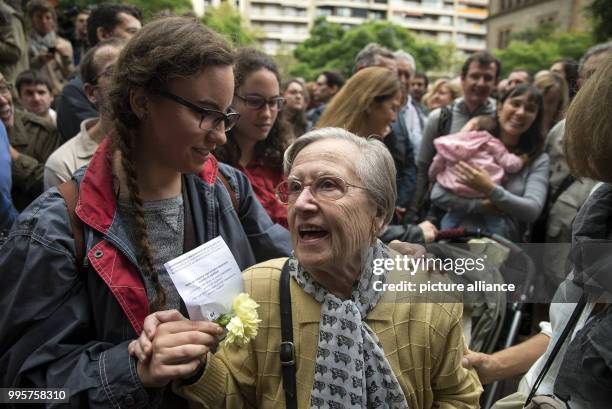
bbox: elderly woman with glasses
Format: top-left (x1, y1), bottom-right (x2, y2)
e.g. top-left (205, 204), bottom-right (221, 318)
top-left (215, 48), bottom-right (294, 228)
top-left (131, 127), bottom-right (482, 408)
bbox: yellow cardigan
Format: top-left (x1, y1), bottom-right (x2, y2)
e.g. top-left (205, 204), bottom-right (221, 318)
top-left (176, 257), bottom-right (482, 408)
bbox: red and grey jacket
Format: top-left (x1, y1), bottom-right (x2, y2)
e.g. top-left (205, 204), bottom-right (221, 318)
top-left (0, 138), bottom-right (290, 408)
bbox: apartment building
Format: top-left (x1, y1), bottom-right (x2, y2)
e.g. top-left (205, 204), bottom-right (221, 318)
top-left (486, 0), bottom-right (591, 50)
top-left (196, 0), bottom-right (488, 55)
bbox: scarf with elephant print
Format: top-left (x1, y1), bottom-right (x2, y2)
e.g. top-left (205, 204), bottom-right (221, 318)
top-left (288, 241), bottom-right (409, 409)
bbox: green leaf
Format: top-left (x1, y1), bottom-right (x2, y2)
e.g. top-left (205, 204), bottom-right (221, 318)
top-left (214, 312), bottom-right (234, 327)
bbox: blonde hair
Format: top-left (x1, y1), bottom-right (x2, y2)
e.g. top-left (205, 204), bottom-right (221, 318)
top-left (533, 71), bottom-right (569, 124)
top-left (317, 67), bottom-right (401, 137)
top-left (422, 78), bottom-right (462, 109)
top-left (565, 53), bottom-right (612, 182)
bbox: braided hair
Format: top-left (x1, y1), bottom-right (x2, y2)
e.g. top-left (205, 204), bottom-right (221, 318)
top-left (107, 16), bottom-right (234, 310)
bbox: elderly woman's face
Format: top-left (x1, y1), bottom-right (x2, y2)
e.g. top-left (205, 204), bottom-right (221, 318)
top-left (287, 139), bottom-right (381, 273)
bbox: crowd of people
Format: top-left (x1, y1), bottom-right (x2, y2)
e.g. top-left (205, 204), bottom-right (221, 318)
top-left (1, 1), bottom-right (612, 408)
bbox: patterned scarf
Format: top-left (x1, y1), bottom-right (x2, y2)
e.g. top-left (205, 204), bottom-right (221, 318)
top-left (288, 240), bottom-right (409, 409)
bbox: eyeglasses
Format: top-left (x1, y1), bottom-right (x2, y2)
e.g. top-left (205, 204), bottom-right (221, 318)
top-left (235, 94), bottom-right (286, 111)
top-left (92, 64), bottom-right (115, 85)
top-left (275, 175), bottom-right (368, 205)
top-left (160, 90), bottom-right (241, 132)
top-left (0, 82), bottom-right (13, 96)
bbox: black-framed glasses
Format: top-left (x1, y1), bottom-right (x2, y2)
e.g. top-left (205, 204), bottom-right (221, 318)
top-left (160, 90), bottom-right (241, 132)
top-left (235, 94), bottom-right (286, 111)
top-left (275, 175), bottom-right (368, 205)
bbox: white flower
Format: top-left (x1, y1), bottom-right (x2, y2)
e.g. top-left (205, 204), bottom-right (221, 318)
top-left (215, 293), bottom-right (262, 347)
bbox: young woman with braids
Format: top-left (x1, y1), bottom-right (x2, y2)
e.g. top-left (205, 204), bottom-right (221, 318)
top-left (0, 17), bottom-right (290, 407)
top-left (215, 48), bottom-right (294, 228)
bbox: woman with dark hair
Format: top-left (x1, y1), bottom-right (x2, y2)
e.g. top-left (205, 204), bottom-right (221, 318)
top-left (431, 84), bottom-right (549, 241)
top-left (281, 78), bottom-right (308, 137)
top-left (216, 48), bottom-right (294, 228)
top-left (0, 17), bottom-right (290, 407)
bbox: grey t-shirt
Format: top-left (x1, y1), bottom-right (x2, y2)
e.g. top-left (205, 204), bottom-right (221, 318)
top-left (118, 195), bottom-right (184, 310)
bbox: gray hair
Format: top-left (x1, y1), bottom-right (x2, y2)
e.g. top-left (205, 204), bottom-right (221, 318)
top-left (354, 43), bottom-right (395, 73)
top-left (394, 49), bottom-right (416, 72)
top-left (283, 127), bottom-right (397, 227)
top-left (579, 41), bottom-right (612, 78)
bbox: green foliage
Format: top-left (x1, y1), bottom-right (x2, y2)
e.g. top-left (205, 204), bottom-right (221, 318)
top-left (129, 0), bottom-right (193, 19)
top-left (57, 0), bottom-right (192, 20)
top-left (202, 3), bottom-right (259, 47)
top-left (495, 29), bottom-right (594, 77)
top-left (291, 17), bottom-right (442, 80)
top-left (586, 0), bottom-right (612, 42)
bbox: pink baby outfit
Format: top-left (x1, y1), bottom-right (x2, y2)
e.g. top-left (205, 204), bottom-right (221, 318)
top-left (429, 130), bottom-right (523, 198)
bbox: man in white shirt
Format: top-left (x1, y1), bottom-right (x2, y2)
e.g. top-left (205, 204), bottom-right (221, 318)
top-left (44, 38), bottom-right (124, 189)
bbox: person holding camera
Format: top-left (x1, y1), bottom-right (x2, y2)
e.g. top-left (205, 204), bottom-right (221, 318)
top-left (27, 0), bottom-right (74, 96)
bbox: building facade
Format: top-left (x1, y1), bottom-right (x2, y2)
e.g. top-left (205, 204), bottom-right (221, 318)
top-left (486, 0), bottom-right (591, 50)
top-left (196, 0), bottom-right (488, 55)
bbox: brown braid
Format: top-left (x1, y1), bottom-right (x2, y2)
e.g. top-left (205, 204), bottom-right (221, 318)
top-left (112, 129), bottom-right (166, 311)
top-left (107, 16), bottom-right (234, 311)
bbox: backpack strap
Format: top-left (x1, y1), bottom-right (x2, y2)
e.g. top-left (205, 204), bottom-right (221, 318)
top-left (279, 259), bottom-right (297, 409)
top-left (437, 104), bottom-right (453, 137)
top-left (58, 180), bottom-right (86, 272)
top-left (218, 172), bottom-right (239, 213)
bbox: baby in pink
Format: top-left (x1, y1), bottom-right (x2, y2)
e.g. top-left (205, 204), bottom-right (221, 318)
top-left (429, 115), bottom-right (526, 198)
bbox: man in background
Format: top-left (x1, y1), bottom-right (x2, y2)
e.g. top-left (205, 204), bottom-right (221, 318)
top-left (15, 69), bottom-right (56, 124)
top-left (55, 2), bottom-right (141, 141)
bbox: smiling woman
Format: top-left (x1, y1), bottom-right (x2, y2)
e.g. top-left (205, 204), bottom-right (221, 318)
top-left (134, 127), bottom-right (482, 408)
top-left (215, 48), bottom-right (294, 228)
top-left (431, 85), bottom-right (550, 241)
top-left (0, 17), bottom-right (291, 407)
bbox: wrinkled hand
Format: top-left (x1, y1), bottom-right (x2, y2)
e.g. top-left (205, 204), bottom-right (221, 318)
top-left (389, 240), bottom-right (427, 258)
top-left (129, 310), bottom-right (224, 388)
top-left (462, 350), bottom-right (500, 385)
top-left (418, 221), bottom-right (438, 243)
top-left (455, 161), bottom-right (496, 194)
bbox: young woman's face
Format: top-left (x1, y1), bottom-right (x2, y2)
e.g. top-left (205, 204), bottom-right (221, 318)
top-left (366, 90), bottom-right (402, 138)
top-left (498, 92), bottom-right (539, 141)
top-left (283, 81), bottom-right (305, 111)
top-left (144, 65), bottom-right (234, 174)
top-left (232, 68), bottom-right (281, 143)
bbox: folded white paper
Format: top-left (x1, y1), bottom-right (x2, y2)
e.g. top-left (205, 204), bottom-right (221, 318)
top-left (164, 236), bottom-right (244, 321)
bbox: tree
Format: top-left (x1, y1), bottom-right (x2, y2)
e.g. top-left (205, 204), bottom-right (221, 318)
top-left (586, 0), bottom-right (612, 42)
top-left (291, 17), bottom-right (442, 80)
top-left (495, 28), bottom-right (594, 77)
top-left (58, 0), bottom-right (193, 20)
top-left (202, 3), bottom-right (259, 47)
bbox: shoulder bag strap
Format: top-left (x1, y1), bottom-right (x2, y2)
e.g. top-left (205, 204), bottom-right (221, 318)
top-left (279, 259), bottom-right (297, 409)
top-left (218, 173), bottom-right (239, 213)
top-left (58, 180), bottom-right (86, 272)
top-left (524, 293), bottom-right (587, 406)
